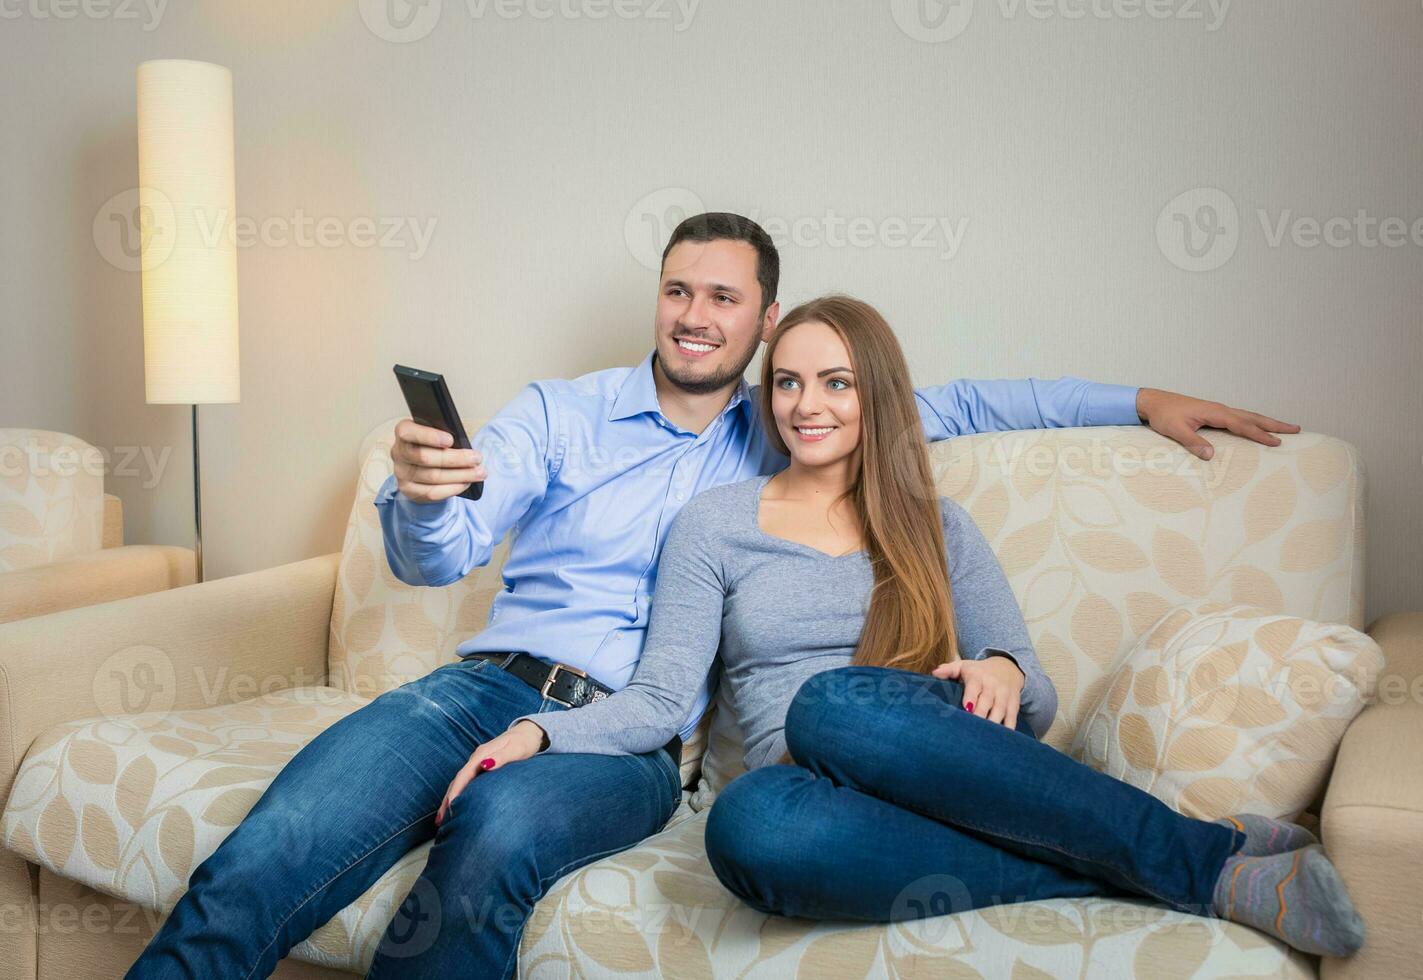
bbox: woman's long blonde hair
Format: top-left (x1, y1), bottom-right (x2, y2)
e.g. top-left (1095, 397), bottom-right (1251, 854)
top-left (759, 295), bottom-right (959, 673)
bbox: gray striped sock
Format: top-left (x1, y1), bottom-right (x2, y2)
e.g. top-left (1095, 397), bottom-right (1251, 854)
top-left (1212, 845), bottom-right (1365, 957)
top-left (1213, 813), bottom-right (1318, 857)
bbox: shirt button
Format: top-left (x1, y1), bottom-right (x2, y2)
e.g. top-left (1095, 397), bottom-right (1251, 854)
top-left (676, 491), bottom-right (685, 501)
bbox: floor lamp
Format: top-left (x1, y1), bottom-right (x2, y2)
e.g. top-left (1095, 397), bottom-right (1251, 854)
top-left (137, 60), bottom-right (240, 584)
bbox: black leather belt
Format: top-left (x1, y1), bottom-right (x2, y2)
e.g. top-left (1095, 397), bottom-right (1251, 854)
top-left (470, 652), bottom-right (682, 767)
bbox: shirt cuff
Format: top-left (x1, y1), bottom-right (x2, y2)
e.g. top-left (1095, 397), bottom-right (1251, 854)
top-left (1085, 383), bottom-right (1143, 427)
top-left (374, 481), bottom-right (458, 525)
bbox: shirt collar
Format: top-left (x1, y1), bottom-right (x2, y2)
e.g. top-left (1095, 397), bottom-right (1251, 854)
top-left (608, 350), bottom-right (756, 425)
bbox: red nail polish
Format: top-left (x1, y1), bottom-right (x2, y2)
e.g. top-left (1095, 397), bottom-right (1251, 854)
top-left (965, 701), bottom-right (975, 713)
top-left (479, 758), bottom-right (495, 770)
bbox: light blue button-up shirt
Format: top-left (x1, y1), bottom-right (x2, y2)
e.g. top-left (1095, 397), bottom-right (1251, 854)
top-left (373, 351), bottom-right (1140, 740)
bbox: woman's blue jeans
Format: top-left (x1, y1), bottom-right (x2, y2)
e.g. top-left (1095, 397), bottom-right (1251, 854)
top-left (705, 666), bottom-right (1244, 922)
top-left (125, 654), bottom-right (682, 980)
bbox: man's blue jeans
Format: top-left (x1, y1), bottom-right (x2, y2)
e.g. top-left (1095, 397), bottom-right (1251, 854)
top-left (705, 666), bottom-right (1244, 922)
top-left (126, 654), bottom-right (682, 980)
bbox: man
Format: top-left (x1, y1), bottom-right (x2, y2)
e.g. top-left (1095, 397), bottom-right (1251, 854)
top-left (129, 213), bottom-right (1296, 979)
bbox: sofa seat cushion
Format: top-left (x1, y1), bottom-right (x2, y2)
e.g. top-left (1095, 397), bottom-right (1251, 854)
top-left (521, 806), bottom-right (1315, 979)
top-left (1, 687), bottom-right (369, 904)
top-left (0, 687), bottom-right (385, 969)
top-left (0, 688), bottom-right (706, 974)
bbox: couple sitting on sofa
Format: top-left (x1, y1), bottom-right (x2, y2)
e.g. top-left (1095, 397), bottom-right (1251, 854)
top-left (127, 212), bottom-right (1362, 980)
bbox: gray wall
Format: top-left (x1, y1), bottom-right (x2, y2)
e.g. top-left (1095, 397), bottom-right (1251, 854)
top-left (2, 0), bottom-right (1419, 623)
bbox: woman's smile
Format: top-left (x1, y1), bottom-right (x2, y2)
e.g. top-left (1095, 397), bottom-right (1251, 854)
top-left (792, 424), bottom-right (837, 442)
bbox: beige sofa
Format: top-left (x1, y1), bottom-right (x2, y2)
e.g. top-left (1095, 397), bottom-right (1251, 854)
top-left (0, 422), bottom-right (1417, 980)
top-left (0, 429), bottom-right (195, 626)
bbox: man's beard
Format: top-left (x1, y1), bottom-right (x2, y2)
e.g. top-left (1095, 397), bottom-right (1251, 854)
top-left (659, 335), bottom-right (761, 396)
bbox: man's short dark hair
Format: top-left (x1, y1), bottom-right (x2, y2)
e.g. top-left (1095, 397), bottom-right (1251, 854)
top-left (660, 212), bottom-right (779, 315)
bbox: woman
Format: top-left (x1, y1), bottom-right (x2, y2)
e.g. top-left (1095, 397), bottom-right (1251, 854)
top-left (452, 295), bottom-right (1364, 958)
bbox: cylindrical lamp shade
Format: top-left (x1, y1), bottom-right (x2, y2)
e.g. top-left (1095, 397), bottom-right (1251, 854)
top-left (137, 60), bottom-right (240, 404)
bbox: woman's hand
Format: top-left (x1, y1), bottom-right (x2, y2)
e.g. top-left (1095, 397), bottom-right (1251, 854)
top-left (931, 657), bottom-right (1024, 729)
top-left (435, 720), bottom-right (548, 826)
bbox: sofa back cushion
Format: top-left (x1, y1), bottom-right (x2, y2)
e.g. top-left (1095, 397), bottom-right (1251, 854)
top-left (0, 429), bottom-right (106, 572)
top-left (333, 422), bottom-right (1364, 796)
top-left (694, 428), bottom-right (1365, 800)
top-left (328, 419), bottom-right (508, 698)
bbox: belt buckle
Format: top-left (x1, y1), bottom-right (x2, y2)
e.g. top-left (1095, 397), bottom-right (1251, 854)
top-left (540, 662), bottom-right (588, 707)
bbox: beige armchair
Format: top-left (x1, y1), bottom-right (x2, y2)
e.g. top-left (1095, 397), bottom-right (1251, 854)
top-left (0, 423), bottom-right (1416, 979)
top-left (0, 429), bottom-right (194, 625)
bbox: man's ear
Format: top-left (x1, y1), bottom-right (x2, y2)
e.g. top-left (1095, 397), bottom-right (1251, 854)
top-left (761, 301), bottom-right (780, 343)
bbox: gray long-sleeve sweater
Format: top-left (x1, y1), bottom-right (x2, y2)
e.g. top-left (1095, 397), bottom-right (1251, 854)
top-left (512, 473), bottom-right (1057, 770)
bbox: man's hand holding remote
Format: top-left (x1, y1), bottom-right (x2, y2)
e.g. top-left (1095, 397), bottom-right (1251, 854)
top-left (391, 418), bottom-right (487, 504)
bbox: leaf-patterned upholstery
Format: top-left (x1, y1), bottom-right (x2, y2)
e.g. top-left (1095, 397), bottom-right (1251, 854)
top-left (0, 425), bottom-right (1363, 976)
top-left (0, 429), bottom-right (106, 572)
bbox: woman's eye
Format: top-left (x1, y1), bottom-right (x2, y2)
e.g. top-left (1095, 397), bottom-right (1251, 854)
top-left (827, 378), bottom-right (850, 391)
top-left (776, 378), bottom-right (799, 390)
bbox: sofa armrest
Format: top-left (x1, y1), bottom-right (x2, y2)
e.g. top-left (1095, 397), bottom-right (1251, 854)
top-left (0, 545), bottom-right (196, 626)
top-left (1365, 612), bottom-right (1423, 688)
top-left (1320, 613), bottom-right (1423, 980)
top-left (102, 492), bottom-right (123, 548)
top-left (0, 552), bottom-right (341, 803)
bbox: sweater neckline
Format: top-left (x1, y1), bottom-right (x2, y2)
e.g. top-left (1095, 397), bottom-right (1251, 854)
top-left (750, 472), bottom-right (868, 562)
